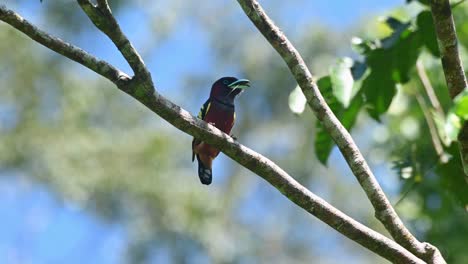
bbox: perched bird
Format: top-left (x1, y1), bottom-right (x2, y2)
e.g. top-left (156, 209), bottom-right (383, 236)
top-left (192, 77), bottom-right (250, 185)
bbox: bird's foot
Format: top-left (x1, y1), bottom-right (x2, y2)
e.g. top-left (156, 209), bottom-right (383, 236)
top-left (230, 134), bottom-right (238, 141)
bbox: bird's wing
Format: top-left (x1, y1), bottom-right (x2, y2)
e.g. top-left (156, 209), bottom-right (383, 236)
top-left (198, 98), bottom-right (211, 120)
top-left (192, 99), bottom-right (211, 161)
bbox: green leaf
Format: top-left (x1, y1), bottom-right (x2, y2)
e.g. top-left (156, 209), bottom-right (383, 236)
top-left (351, 60), bottom-right (367, 80)
top-left (359, 26), bottom-right (422, 120)
top-left (314, 76), bottom-right (363, 165)
top-left (361, 49), bottom-right (397, 120)
top-left (315, 77), bottom-right (335, 164)
top-left (453, 89), bottom-right (468, 120)
top-left (381, 20), bottom-right (411, 49)
top-left (315, 119), bottom-right (335, 165)
top-left (385, 17), bottom-right (406, 31)
top-left (417, 11), bottom-right (440, 57)
top-left (288, 85), bottom-right (307, 115)
top-left (330, 57), bottom-right (354, 108)
top-left (445, 111), bottom-right (462, 143)
top-left (392, 30), bottom-right (423, 83)
top-left (362, 72), bottom-right (396, 121)
top-left (436, 144), bottom-right (468, 206)
top-left (351, 37), bottom-right (376, 55)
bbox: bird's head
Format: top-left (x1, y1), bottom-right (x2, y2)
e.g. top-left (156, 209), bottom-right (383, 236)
top-left (210, 77), bottom-right (250, 103)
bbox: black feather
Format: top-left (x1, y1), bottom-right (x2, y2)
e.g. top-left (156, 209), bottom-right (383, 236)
top-left (196, 155), bottom-right (212, 185)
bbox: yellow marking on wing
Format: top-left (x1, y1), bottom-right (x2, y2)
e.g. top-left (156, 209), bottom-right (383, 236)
top-left (205, 102), bottom-right (211, 119)
top-left (198, 102), bottom-right (211, 120)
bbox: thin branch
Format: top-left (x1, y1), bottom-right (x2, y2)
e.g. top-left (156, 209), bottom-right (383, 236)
top-left (414, 91), bottom-right (446, 160)
top-left (429, 0), bottom-right (468, 180)
top-left (416, 60), bottom-right (444, 116)
top-left (0, 5), bottom-right (129, 85)
top-left (235, 0), bottom-right (446, 263)
top-left (76, 0), bottom-right (151, 82)
top-left (0, 5), bottom-right (426, 264)
top-left (451, 0), bottom-right (467, 9)
top-left (415, 61), bottom-right (446, 160)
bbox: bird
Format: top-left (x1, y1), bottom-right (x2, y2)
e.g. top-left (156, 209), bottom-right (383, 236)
top-left (192, 77), bottom-right (250, 185)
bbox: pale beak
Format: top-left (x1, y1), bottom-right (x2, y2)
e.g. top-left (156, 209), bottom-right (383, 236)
top-left (228, 79), bottom-right (250, 89)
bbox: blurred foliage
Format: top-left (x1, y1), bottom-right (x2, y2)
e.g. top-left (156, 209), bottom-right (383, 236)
top-left (289, 1), bottom-right (468, 262)
top-left (1, 0), bottom-right (468, 263)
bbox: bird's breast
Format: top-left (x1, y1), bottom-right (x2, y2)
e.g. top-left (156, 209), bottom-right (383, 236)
top-left (204, 103), bottom-right (235, 134)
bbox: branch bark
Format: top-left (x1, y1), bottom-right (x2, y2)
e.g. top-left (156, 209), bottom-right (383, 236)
top-left (77, 0), bottom-right (151, 81)
top-left (415, 61), bottom-right (446, 160)
top-left (416, 60), bottom-right (444, 116)
top-left (235, 0), bottom-right (446, 263)
top-left (0, 5), bottom-right (129, 85)
top-left (0, 3), bottom-right (429, 263)
top-left (429, 0), bottom-right (468, 181)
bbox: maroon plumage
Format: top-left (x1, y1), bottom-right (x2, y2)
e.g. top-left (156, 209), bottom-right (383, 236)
top-left (192, 77), bottom-right (249, 185)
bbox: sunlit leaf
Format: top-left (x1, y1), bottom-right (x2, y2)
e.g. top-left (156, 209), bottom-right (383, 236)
top-left (445, 111), bottom-right (462, 143)
top-left (330, 57), bottom-right (354, 108)
top-left (453, 89), bottom-right (468, 120)
top-left (288, 85), bottom-right (307, 115)
top-left (351, 37), bottom-right (376, 55)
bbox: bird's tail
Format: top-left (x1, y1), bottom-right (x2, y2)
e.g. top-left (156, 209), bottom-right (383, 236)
top-left (196, 155), bottom-right (212, 185)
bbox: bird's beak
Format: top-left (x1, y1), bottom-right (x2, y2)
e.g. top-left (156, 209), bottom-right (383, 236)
top-left (228, 79), bottom-right (250, 89)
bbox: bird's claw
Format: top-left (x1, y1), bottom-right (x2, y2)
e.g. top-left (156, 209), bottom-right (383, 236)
top-left (230, 134), bottom-right (238, 141)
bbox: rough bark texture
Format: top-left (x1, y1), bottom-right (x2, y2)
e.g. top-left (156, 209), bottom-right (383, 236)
top-left (235, 1), bottom-right (447, 263)
top-left (429, 0), bottom-right (468, 180)
top-left (0, 1), bottom-right (444, 263)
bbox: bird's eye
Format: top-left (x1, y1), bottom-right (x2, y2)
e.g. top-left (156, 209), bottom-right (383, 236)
top-left (223, 80), bottom-right (230, 85)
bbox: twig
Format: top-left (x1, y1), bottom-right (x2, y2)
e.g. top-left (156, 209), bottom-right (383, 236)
top-left (416, 60), bottom-right (444, 116)
top-left (415, 60), bottom-right (449, 161)
top-left (0, 5), bottom-right (129, 85)
top-left (414, 88), bottom-right (446, 160)
top-left (236, 0), bottom-right (446, 263)
top-left (451, 0), bottom-right (467, 9)
top-left (0, 4), bottom-right (425, 263)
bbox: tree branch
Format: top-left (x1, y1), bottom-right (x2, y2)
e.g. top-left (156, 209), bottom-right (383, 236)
top-left (0, 4), bottom-right (426, 263)
top-left (235, 0), bottom-right (446, 263)
top-left (415, 91), bottom-right (446, 160)
top-left (0, 5), bottom-right (129, 86)
top-left (416, 60), bottom-right (444, 116)
top-left (430, 0), bottom-right (468, 182)
top-left (430, 0), bottom-right (468, 99)
top-left (415, 61), bottom-right (446, 160)
top-left (76, 0), bottom-right (151, 82)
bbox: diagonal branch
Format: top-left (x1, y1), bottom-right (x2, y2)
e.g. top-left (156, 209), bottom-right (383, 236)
top-left (0, 5), bottom-right (129, 85)
top-left (429, 0), bottom-right (468, 181)
top-left (416, 60), bottom-right (444, 116)
top-left (415, 61), bottom-right (446, 160)
top-left (0, 4), bottom-right (426, 263)
top-left (76, 0), bottom-right (151, 82)
top-left (414, 90), bottom-right (445, 160)
top-left (235, 0), bottom-right (446, 263)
